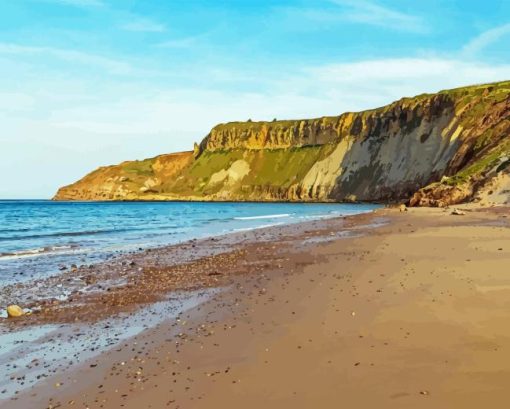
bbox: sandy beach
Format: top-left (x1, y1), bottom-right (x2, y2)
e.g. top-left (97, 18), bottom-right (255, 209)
top-left (2, 205), bottom-right (510, 408)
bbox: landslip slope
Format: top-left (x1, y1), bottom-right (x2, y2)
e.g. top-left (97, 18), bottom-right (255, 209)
top-left (54, 81), bottom-right (510, 206)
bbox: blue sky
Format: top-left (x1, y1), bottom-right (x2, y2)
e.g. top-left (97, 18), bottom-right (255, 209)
top-left (1, 0), bottom-right (510, 198)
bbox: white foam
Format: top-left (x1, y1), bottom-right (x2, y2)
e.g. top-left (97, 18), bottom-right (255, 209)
top-left (234, 213), bottom-right (291, 220)
top-left (232, 222), bottom-right (285, 232)
top-left (0, 245), bottom-right (82, 261)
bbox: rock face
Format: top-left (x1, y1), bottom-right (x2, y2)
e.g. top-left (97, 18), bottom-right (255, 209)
top-left (54, 81), bottom-right (510, 206)
top-left (55, 152), bottom-right (194, 201)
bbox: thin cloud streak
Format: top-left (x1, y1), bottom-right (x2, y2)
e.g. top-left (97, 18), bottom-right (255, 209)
top-left (462, 23), bottom-right (510, 56)
top-left (279, 0), bottom-right (427, 33)
top-left (330, 0), bottom-right (427, 32)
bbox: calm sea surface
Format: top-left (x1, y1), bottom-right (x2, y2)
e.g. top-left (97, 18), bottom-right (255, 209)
top-left (0, 200), bottom-right (380, 285)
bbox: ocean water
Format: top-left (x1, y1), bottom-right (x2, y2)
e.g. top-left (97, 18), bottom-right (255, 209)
top-left (0, 200), bottom-right (379, 285)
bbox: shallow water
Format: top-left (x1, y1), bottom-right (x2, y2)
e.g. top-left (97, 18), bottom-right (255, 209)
top-left (0, 201), bottom-right (380, 285)
top-left (0, 289), bottom-right (216, 399)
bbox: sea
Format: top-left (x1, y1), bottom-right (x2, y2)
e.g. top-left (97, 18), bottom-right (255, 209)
top-left (0, 200), bottom-right (379, 285)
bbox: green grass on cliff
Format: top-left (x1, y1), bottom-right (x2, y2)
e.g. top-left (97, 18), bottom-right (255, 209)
top-left (441, 138), bottom-right (510, 187)
top-left (159, 145), bottom-right (336, 196)
top-left (241, 145), bottom-right (333, 187)
top-left (212, 115), bottom-right (344, 135)
top-left (159, 150), bottom-right (244, 194)
top-left (121, 158), bottom-right (155, 176)
top-left (446, 81), bottom-right (510, 119)
top-left (439, 80), bottom-right (510, 97)
top-left (187, 150), bottom-right (244, 179)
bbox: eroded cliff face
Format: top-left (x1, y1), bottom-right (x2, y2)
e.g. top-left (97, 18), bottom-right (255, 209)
top-left (55, 152), bottom-right (194, 201)
top-left (54, 81), bottom-right (510, 206)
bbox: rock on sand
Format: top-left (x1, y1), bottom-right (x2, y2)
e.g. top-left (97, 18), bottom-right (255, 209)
top-left (6, 305), bottom-right (25, 318)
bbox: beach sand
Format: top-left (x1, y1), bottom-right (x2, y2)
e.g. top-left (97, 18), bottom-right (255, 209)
top-left (2, 206), bottom-right (510, 408)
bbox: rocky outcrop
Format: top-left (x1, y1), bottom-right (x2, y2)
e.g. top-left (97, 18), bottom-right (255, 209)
top-left (200, 117), bottom-right (344, 151)
top-left (410, 154), bottom-right (510, 207)
top-left (55, 151), bottom-right (194, 201)
top-left (54, 81), bottom-right (510, 206)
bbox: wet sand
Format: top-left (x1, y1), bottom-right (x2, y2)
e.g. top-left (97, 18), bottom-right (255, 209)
top-left (2, 206), bottom-right (510, 408)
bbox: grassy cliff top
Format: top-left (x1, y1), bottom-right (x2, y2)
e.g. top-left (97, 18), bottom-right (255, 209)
top-left (210, 80), bottom-right (510, 132)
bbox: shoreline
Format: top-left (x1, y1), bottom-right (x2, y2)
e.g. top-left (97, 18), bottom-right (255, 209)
top-left (0, 201), bottom-right (378, 289)
top-left (2, 205), bottom-right (510, 408)
top-left (0, 207), bottom-right (381, 326)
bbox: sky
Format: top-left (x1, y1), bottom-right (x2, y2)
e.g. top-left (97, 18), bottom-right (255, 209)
top-left (1, 0), bottom-right (510, 198)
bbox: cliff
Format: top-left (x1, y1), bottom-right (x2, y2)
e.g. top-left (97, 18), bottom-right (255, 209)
top-left (54, 81), bottom-right (510, 206)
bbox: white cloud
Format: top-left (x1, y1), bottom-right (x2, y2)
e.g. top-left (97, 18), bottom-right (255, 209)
top-left (296, 58), bottom-right (510, 112)
top-left (305, 58), bottom-right (510, 85)
top-left (462, 23), bottom-right (510, 56)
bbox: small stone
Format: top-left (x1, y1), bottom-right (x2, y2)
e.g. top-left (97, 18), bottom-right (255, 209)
top-left (6, 305), bottom-right (25, 318)
top-left (451, 208), bottom-right (466, 215)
